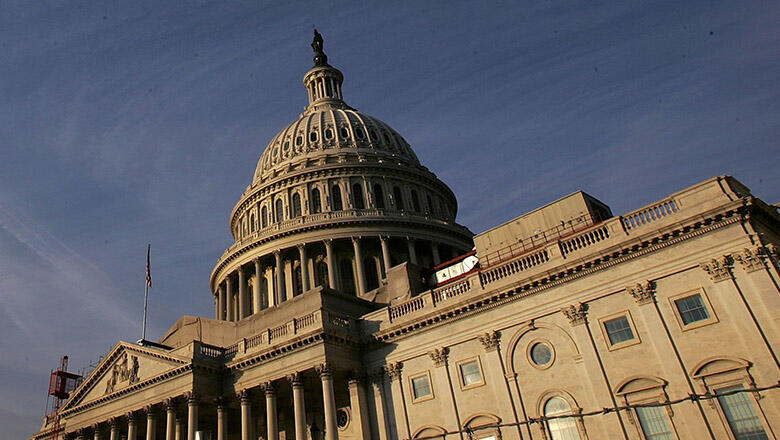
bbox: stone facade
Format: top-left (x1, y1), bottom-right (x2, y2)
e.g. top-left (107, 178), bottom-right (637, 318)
top-left (30, 34), bottom-right (780, 440)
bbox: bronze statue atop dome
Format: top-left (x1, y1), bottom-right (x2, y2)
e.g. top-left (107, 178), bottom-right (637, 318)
top-left (311, 29), bottom-right (328, 66)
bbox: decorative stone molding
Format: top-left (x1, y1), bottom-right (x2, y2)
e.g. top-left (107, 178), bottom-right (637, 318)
top-left (478, 331), bottom-right (501, 352)
top-left (385, 362), bottom-right (403, 381)
top-left (699, 256), bottom-right (733, 282)
top-left (263, 382), bottom-right (275, 396)
top-left (142, 404), bottom-right (157, 417)
top-left (316, 363), bottom-right (333, 379)
top-left (185, 391), bottom-right (199, 405)
top-left (428, 347), bottom-right (449, 367)
top-left (108, 417), bottom-right (119, 428)
top-left (561, 303), bottom-right (588, 326)
top-left (287, 371), bottom-right (304, 386)
top-left (236, 389), bottom-right (250, 404)
top-left (734, 245), bottom-right (769, 272)
top-left (626, 280), bottom-right (655, 305)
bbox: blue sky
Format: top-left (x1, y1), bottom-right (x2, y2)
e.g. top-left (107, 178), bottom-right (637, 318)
top-left (1, 1), bottom-right (778, 436)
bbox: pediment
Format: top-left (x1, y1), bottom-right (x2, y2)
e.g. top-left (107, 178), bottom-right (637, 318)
top-left (62, 341), bottom-right (189, 411)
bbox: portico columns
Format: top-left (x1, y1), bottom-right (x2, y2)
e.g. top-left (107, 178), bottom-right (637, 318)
top-left (431, 242), bottom-right (441, 266)
top-left (165, 399), bottom-right (176, 440)
top-left (318, 364), bottom-right (338, 440)
top-left (218, 286), bottom-right (226, 321)
top-left (407, 238), bottom-right (418, 265)
top-left (253, 259), bottom-right (262, 312)
top-left (225, 277), bottom-right (234, 322)
top-left (93, 424), bottom-right (102, 440)
top-left (238, 267), bottom-right (247, 319)
top-left (352, 237), bottom-right (366, 295)
top-left (186, 393), bottom-right (198, 440)
top-left (238, 390), bottom-right (252, 440)
top-left (380, 236), bottom-right (391, 276)
top-left (274, 251), bottom-right (284, 304)
top-left (144, 406), bottom-right (157, 440)
top-left (288, 373), bottom-right (307, 440)
top-left (324, 240), bottom-right (337, 289)
top-left (265, 383), bottom-right (279, 440)
top-left (298, 244), bottom-right (310, 293)
top-left (215, 398), bottom-right (226, 440)
top-left (127, 412), bottom-right (137, 440)
top-left (174, 417), bottom-right (183, 440)
top-left (109, 418), bottom-right (119, 440)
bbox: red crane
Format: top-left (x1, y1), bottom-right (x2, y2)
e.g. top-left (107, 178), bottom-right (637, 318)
top-left (45, 356), bottom-right (82, 440)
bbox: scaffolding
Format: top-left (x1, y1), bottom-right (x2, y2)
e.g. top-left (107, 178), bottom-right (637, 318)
top-left (44, 356), bottom-right (82, 440)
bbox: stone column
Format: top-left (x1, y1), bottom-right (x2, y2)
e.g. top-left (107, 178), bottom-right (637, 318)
top-left (265, 383), bottom-right (279, 440)
top-left (215, 398), bottom-right (226, 440)
top-left (352, 237), bottom-right (366, 295)
top-left (236, 390), bottom-right (250, 440)
top-left (288, 373), bottom-right (307, 440)
top-left (348, 378), bottom-right (371, 440)
top-left (324, 239), bottom-right (337, 289)
top-left (93, 424), bottom-right (102, 440)
top-left (431, 242), bottom-right (441, 266)
top-left (109, 418), bottom-right (119, 440)
top-left (186, 393), bottom-right (198, 440)
top-left (145, 406), bottom-right (157, 440)
top-left (214, 294), bottom-right (219, 320)
top-left (274, 251), bottom-right (284, 304)
top-left (174, 417), bottom-right (183, 440)
top-left (217, 286), bottom-right (225, 321)
top-left (370, 373), bottom-right (389, 440)
top-left (298, 244), bottom-right (310, 293)
top-left (225, 277), bottom-right (234, 322)
top-left (165, 399), bottom-right (176, 440)
top-left (127, 412), bottom-right (137, 440)
top-left (238, 267), bottom-right (247, 319)
top-left (318, 364), bottom-right (339, 440)
top-left (385, 362), bottom-right (410, 439)
top-left (380, 236), bottom-right (391, 277)
top-left (406, 238), bottom-right (418, 265)
top-left (253, 259), bottom-right (262, 312)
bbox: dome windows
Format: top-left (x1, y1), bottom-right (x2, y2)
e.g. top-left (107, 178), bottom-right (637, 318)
top-left (311, 188), bottom-right (322, 214)
top-left (331, 185), bottom-right (343, 211)
top-left (353, 183), bottom-right (365, 209)
top-left (369, 128), bottom-right (378, 140)
top-left (283, 141), bottom-right (290, 151)
top-left (310, 131), bottom-right (318, 142)
top-left (340, 127), bottom-right (350, 138)
top-left (373, 184), bottom-right (385, 209)
top-left (325, 128), bottom-right (334, 140)
top-left (292, 193), bottom-right (302, 218)
top-left (296, 135), bottom-right (303, 147)
top-left (355, 127), bottom-right (365, 139)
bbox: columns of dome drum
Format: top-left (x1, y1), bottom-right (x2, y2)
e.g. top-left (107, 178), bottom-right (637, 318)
top-left (407, 238), bottom-right (418, 265)
top-left (274, 251), bottom-right (284, 304)
top-left (324, 239), bottom-right (337, 290)
top-left (215, 398), bottom-right (226, 440)
top-left (288, 373), bottom-right (307, 440)
top-left (298, 244), bottom-right (310, 293)
top-left (165, 399), bottom-right (175, 440)
top-left (238, 267), bottom-right (247, 319)
top-left (226, 277), bottom-right (234, 322)
top-left (380, 236), bottom-right (391, 277)
top-left (352, 237), bottom-right (366, 295)
top-left (253, 259), bottom-right (262, 313)
top-left (218, 286), bottom-right (226, 321)
top-left (265, 383), bottom-right (278, 440)
top-left (238, 390), bottom-right (252, 440)
top-left (431, 242), bottom-right (441, 266)
top-left (214, 294), bottom-right (218, 320)
top-left (317, 365), bottom-right (338, 440)
top-left (186, 393), bottom-right (198, 440)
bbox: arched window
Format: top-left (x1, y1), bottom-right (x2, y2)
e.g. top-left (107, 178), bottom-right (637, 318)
top-left (544, 397), bottom-right (581, 440)
top-left (364, 257), bottom-right (380, 291)
top-left (332, 185), bottom-right (343, 211)
top-left (260, 276), bottom-right (268, 310)
top-left (275, 199), bottom-right (284, 223)
top-left (393, 186), bottom-right (404, 210)
top-left (293, 265), bottom-right (303, 296)
top-left (311, 188), bottom-right (322, 214)
top-left (316, 261), bottom-right (329, 288)
top-left (250, 213), bottom-right (256, 232)
top-left (411, 190), bottom-right (421, 212)
top-left (339, 259), bottom-right (356, 295)
top-left (373, 184), bottom-right (385, 209)
top-left (426, 194), bottom-right (433, 213)
top-left (261, 206), bottom-right (268, 228)
top-left (353, 183), bottom-right (365, 209)
top-left (292, 193), bottom-right (302, 218)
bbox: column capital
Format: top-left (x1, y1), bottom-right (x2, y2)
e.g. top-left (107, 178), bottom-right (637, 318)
top-left (108, 417), bottom-right (120, 428)
top-left (734, 245), bottom-right (770, 272)
top-left (316, 363), bottom-right (334, 379)
top-left (561, 302), bottom-right (588, 326)
top-left (626, 280), bottom-right (656, 305)
top-left (126, 410), bottom-right (137, 423)
top-left (184, 391), bottom-right (199, 405)
top-left (699, 255), bottom-right (733, 282)
top-left (478, 331), bottom-right (501, 352)
top-left (324, 238), bottom-right (333, 246)
top-left (214, 396), bottom-right (226, 409)
top-left (351, 235), bottom-right (362, 243)
top-left (384, 361), bottom-right (403, 381)
top-left (428, 347), bottom-right (449, 367)
top-left (164, 397), bottom-right (177, 411)
top-left (379, 235), bottom-right (389, 242)
top-left (263, 381), bottom-right (276, 396)
top-left (287, 371), bottom-right (304, 386)
top-left (236, 389), bottom-right (251, 404)
top-left (296, 243), bottom-right (307, 251)
top-left (274, 250), bottom-right (281, 257)
top-left (143, 404), bottom-right (157, 417)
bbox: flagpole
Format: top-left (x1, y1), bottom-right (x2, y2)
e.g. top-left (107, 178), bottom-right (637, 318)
top-left (141, 243), bottom-right (151, 343)
top-left (142, 282), bottom-right (149, 341)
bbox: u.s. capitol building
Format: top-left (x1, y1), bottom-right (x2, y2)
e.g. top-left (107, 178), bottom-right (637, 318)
top-left (31, 32), bottom-right (780, 440)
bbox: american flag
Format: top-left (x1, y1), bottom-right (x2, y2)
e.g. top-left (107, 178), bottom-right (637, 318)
top-left (145, 244), bottom-right (152, 288)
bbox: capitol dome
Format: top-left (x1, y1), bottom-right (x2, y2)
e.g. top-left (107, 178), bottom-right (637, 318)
top-left (210, 31), bottom-right (473, 321)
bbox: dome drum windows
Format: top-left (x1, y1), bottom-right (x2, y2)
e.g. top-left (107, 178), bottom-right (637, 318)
top-left (331, 185), bottom-right (343, 211)
top-left (311, 188), bottom-right (322, 214)
top-left (393, 186), bottom-right (405, 211)
top-left (373, 184), bottom-right (385, 209)
top-left (352, 183), bottom-right (365, 210)
top-left (292, 193), bottom-right (303, 218)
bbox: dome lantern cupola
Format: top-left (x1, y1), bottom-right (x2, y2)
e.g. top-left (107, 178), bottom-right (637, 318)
top-left (303, 30), bottom-right (347, 112)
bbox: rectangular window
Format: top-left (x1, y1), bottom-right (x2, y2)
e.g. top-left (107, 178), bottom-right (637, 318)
top-left (674, 295), bottom-right (710, 325)
top-left (716, 385), bottom-right (769, 440)
top-left (635, 406), bottom-right (675, 440)
top-left (459, 360), bottom-right (483, 387)
top-left (604, 316), bottom-right (635, 345)
top-left (411, 374), bottom-right (432, 400)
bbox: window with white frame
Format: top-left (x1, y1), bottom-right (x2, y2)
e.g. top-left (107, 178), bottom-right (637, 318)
top-left (544, 397), bottom-right (582, 440)
top-left (410, 372), bottom-right (433, 402)
top-left (635, 405), bottom-right (675, 440)
top-left (600, 312), bottom-right (640, 350)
